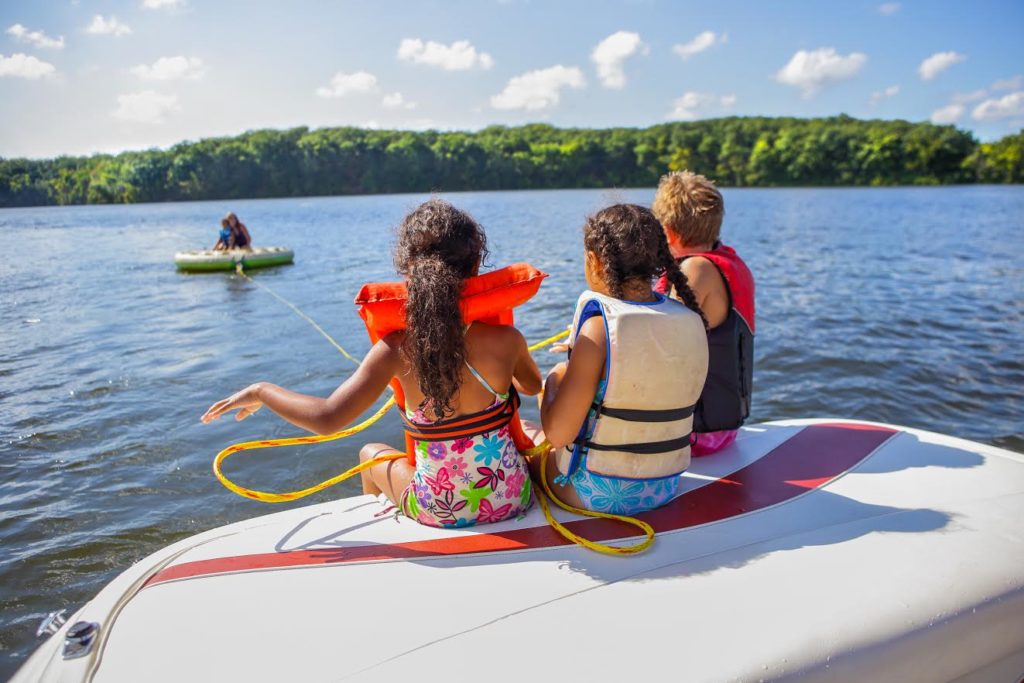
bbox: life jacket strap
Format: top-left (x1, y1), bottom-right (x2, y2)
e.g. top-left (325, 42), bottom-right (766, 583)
top-left (594, 404), bottom-right (695, 422)
top-left (579, 433), bottom-right (692, 455)
top-left (401, 389), bottom-right (521, 444)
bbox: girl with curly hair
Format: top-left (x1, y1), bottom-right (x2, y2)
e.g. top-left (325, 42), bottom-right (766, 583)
top-left (202, 199), bottom-right (542, 528)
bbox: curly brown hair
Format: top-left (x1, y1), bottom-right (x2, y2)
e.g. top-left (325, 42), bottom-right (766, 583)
top-left (583, 204), bottom-right (708, 329)
top-left (394, 199), bottom-right (489, 420)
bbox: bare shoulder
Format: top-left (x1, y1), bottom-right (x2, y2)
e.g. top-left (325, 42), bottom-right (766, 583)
top-left (378, 330), bottom-right (406, 360)
top-left (682, 256), bottom-right (728, 300)
top-left (469, 322), bottom-right (526, 351)
top-left (681, 256), bottom-right (729, 327)
top-left (681, 255), bottom-right (721, 286)
top-left (577, 315), bottom-right (607, 349)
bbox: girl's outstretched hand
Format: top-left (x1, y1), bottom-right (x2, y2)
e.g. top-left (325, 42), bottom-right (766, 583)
top-left (549, 324), bottom-right (573, 354)
top-left (202, 383), bottom-right (264, 424)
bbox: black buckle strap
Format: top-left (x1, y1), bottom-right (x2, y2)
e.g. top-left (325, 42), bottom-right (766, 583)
top-left (583, 433), bottom-right (692, 455)
top-left (596, 404), bottom-right (695, 423)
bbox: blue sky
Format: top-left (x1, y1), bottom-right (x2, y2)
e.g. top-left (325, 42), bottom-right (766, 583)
top-left (1, 0), bottom-right (1022, 158)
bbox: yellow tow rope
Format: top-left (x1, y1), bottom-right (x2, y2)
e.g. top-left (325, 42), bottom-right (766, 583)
top-left (215, 271), bottom-right (653, 555)
top-left (213, 396), bottom-right (397, 502)
top-left (532, 447), bottom-right (655, 555)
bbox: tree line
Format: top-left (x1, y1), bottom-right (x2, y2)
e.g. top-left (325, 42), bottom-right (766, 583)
top-left (1, 116), bottom-right (1021, 207)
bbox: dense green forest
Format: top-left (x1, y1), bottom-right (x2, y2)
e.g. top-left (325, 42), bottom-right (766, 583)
top-left (1, 116), bottom-right (1021, 207)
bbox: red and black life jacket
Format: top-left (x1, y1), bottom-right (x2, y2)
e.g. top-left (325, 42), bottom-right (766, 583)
top-left (656, 243), bottom-right (755, 433)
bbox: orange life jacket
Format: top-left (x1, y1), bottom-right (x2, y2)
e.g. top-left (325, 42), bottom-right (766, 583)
top-left (354, 262), bottom-right (546, 465)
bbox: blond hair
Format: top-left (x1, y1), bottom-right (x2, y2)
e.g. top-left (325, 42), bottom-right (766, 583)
top-left (652, 171), bottom-right (724, 246)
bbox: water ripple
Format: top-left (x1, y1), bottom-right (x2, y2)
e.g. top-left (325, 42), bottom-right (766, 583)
top-left (0, 187), bottom-right (1022, 676)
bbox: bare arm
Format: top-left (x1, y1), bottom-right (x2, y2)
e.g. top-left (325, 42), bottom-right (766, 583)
top-left (681, 257), bottom-right (728, 328)
top-left (511, 329), bottom-right (543, 396)
top-left (540, 316), bottom-right (606, 450)
top-left (201, 336), bottom-right (400, 435)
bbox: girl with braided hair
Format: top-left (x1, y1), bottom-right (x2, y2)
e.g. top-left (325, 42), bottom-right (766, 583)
top-left (531, 204), bottom-right (709, 515)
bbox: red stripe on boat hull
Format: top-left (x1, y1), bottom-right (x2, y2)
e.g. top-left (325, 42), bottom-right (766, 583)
top-left (145, 423), bottom-right (896, 587)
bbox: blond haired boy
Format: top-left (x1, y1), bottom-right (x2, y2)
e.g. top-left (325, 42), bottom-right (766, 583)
top-left (653, 171), bottom-right (755, 455)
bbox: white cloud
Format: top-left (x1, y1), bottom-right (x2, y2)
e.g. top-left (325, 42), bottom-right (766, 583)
top-left (953, 88), bottom-right (988, 104)
top-left (667, 91), bottom-right (736, 120)
top-left (971, 91), bottom-right (1024, 121)
top-left (130, 56), bottom-right (205, 81)
top-left (85, 15), bottom-right (132, 36)
top-left (315, 71), bottom-right (377, 98)
top-left (142, 0), bottom-right (184, 8)
top-left (918, 51), bottom-right (966, 81)
top-left (591, 31), bottom-right (645, 89)
top-left (6, 24), bottom-right (64, 49)
top-left (992, 75), bottom-right (1023, 91)
top-left (112, 90), bottom-right (179, 123)
top-left (775, 47), bottom-right (867, 97)
top-left (878, 3), bottom-right (900, 15)
top-left (490, 65), bottom-right (585, 110)
top-left (930, 103), bottom-right (964, 124)
top-left (397, 38), bottom-right (493, 71)
top-left (870, 84), bottom-right (900, 104)
top-left (672, 30), bottom-right (725, 60)
top-left (382, 92), bottom-right (417, 109)
top-left (0, 53), bottom-right (56, 79)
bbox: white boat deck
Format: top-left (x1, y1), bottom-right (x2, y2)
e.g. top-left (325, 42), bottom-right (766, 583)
top-left (14, 419), bottom-right (1024, 683)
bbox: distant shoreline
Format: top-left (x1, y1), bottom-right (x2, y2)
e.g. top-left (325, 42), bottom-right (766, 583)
top-left (5, 183), bottom-right (1024, 214)
top-left (2, 116), bottom-right (1021, 208)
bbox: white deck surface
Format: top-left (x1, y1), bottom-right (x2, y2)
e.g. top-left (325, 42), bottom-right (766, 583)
top-left (14, 419), bottom-right (1024, 683)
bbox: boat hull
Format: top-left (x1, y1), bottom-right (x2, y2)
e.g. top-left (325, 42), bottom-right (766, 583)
top-left (13, 419), bottom-right (1024, 682)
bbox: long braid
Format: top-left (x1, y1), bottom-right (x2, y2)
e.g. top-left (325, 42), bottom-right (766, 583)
top-left (598, 230), bottom-right (625, 298)
top-left (656, 239), bottom-right (708, 329)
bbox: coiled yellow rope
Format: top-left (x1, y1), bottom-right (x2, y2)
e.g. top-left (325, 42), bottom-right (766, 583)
top-left (212, 397), bottom-right (398, 503)
top-left (532, 446), bottom-right (655, 555)
top-left (209, 327), bottom-right (567, 503)
top-left (215, 272), bottom-right (652, 555)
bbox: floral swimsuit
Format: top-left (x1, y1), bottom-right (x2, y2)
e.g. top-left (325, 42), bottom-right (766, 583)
top-left (400, 362), bottom-right (533, 528)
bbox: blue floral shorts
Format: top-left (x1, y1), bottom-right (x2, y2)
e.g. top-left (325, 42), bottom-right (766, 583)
top-left (557, 454), bottom-right (680, 515)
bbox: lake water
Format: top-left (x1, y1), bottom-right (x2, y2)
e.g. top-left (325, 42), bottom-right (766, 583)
top-left (1, 186), bottom-right (1023, 675)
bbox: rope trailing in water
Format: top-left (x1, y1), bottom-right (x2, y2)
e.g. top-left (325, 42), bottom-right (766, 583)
top-left (237, 267), bottom-right (361, 365)
top-left (216, 269), bottom-right (648, 555)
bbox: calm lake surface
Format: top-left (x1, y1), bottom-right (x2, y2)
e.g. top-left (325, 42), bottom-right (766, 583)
top-left (2, 186), bottom-right (1023, 674)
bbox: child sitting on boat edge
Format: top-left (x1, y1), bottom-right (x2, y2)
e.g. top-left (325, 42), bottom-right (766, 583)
top-left (526, 204), bottom-right (709, 515)
top-left (201, 199), bottom-right (543, 528)
top-left (653, 171), bottom-right (756, 456)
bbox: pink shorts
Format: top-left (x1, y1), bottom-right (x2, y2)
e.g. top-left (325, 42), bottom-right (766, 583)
top-left (691, 430), bottom-right (737, 457)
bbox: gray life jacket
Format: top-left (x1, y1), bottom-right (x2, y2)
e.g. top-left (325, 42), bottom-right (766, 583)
top-left (556, 290), bottom-right (709, 481)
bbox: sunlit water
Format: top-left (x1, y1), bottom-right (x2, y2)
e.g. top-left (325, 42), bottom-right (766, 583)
top-left (1, 186), bottom-right (1022, 675)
